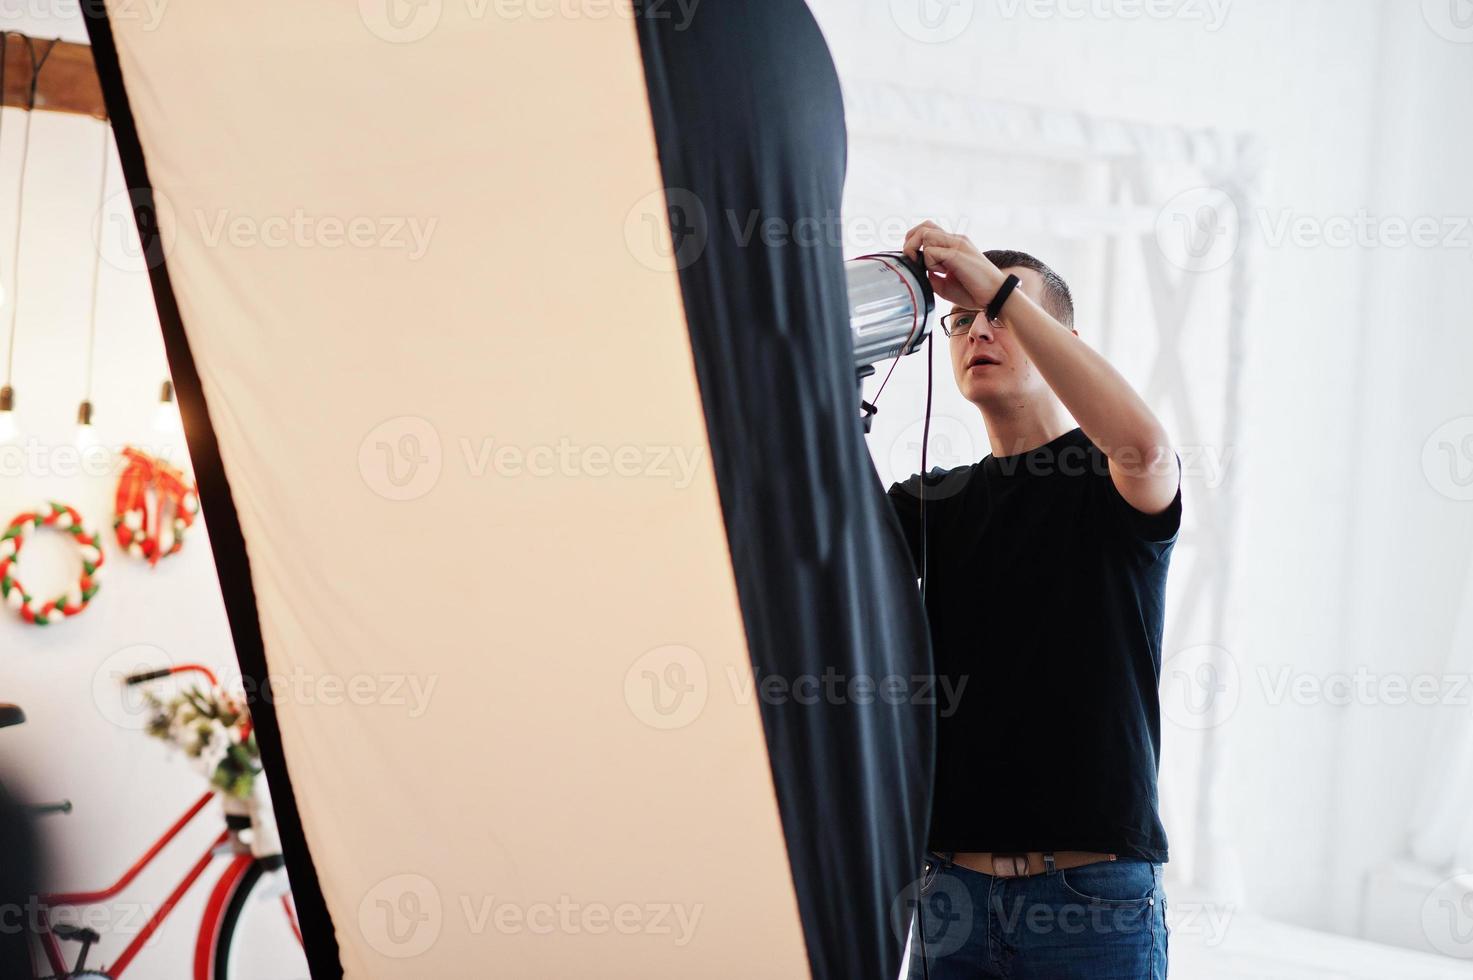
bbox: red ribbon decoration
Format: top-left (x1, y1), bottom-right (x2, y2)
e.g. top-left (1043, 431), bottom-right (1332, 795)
top-left (113, 447), bottom-right (199, 567)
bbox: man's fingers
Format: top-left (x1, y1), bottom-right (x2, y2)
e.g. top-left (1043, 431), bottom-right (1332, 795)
top-left (904, 221), bottom-right (962, 262)
top-left (919, 241), bottom-right (956, 271)
top-left (907, 227), bottom-right (982, 276)
top-left (902, 220), bottom-right (943, 258)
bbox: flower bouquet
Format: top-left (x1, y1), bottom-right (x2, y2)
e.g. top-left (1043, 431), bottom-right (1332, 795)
top-left (142, 684), bottom-right (260, 800)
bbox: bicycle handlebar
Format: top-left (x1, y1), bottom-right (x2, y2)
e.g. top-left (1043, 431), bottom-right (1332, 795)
top-left (121, 663), bottom-right (250, 740)
top-left (123, 664), bottom-right (220, 687)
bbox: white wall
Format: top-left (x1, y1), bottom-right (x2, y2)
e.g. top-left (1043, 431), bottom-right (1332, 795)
top-left (0, 89), bottom-right (243, 974)
top-left (5, 0), bottom-right (1472, 968)
top-left (810, 0), bottom-right (1473, 941)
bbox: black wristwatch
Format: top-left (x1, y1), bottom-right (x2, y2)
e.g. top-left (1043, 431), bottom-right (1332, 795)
top-left (986, 274), bottom-right (1021, 323)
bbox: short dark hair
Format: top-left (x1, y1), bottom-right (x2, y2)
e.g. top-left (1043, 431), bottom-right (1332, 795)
top-left (983, 249), bottom-right (1074, 329)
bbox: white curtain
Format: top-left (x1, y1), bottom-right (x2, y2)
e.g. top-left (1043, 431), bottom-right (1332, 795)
top-left (1410, 556), bottom-right (1473, 871)
top-left (840, 79), bottom-right (1255, 893)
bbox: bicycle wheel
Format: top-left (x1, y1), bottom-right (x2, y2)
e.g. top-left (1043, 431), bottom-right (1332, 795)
top-left (200, 855), bottom-right (308, 980)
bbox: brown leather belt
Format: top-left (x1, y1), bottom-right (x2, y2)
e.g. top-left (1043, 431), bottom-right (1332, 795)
top-left (946, 850), bottom-right (1117, 878)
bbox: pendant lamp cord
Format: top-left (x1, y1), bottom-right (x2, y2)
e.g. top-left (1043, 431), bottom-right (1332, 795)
top-left (2, 35), bottom-right (57, 389)
top-left (84, 121), bottom-right (110, 401)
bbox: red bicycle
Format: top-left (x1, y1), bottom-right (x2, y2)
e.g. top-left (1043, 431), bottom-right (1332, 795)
top-left (9, 664), bottom-right (308, 979)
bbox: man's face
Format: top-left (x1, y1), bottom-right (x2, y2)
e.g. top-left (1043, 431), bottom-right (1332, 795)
top-left (947, 267), bottom-right (1059, 409)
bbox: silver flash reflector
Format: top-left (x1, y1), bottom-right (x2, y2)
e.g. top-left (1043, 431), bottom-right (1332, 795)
top-left (847, 251), bottom-right (935, 372)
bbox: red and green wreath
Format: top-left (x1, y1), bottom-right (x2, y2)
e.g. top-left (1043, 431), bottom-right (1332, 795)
top-left (0, 503), bottom-right (105, 625)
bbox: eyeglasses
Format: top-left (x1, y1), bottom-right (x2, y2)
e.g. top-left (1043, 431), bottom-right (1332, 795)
top-left (939, 309), bottom-right (983, 338)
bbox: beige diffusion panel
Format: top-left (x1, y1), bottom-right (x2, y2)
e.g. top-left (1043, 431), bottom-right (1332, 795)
top-left (102, 3), bottom-right (809, 976)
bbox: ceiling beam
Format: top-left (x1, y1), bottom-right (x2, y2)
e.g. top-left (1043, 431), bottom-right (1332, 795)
top-left (1, 34), bottom-right (106, 120)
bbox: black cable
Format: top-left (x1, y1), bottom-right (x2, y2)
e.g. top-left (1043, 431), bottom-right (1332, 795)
top-left (913, 332), bottom-right (936, 980)
top-left (866, 255), bottom-right (927, 416)
top-left (24, 37), bottom-right (56, 102)
top-left (916, 889), bottom-right (930, 980)
top-left (919, 331), bottom-right (934, 603)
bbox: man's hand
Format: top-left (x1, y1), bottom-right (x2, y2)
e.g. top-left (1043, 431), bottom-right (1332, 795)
top-left (902, 221), bottom-right (1007, 310)
top-left (902, 221), bottom-right (1179, 517)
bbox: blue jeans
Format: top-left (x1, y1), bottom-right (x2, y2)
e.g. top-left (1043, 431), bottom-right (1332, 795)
top-left (907, 854), bottom-right (1168, 979)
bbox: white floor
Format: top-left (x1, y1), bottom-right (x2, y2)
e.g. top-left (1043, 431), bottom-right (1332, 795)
top-left (1172, 912), bottom-right (1469, 980)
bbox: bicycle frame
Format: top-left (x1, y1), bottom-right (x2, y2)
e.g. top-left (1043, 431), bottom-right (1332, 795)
top-left (28, 662), bottom-right (264, 980)
top-left (34, 790), bottom-right (238, 977)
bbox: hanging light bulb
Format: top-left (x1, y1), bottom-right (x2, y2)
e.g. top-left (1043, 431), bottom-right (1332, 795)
top-left (153, 379), bottom-right (182, 434)
top-left (0, 385), bottom-right (16, 443)
top-left (75, 398), bottom-right (97, 449)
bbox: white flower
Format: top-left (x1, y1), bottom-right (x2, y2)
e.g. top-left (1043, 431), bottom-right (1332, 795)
top-left (198, 728), bottom-right (230, 776)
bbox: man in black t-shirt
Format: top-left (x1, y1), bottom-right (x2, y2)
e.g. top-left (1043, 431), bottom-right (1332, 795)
top-left (891, 223), bottom-right (1181, 980)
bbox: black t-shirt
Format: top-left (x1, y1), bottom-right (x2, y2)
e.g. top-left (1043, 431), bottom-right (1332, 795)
top-left (887, 427), bottom-right (1180, 862)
